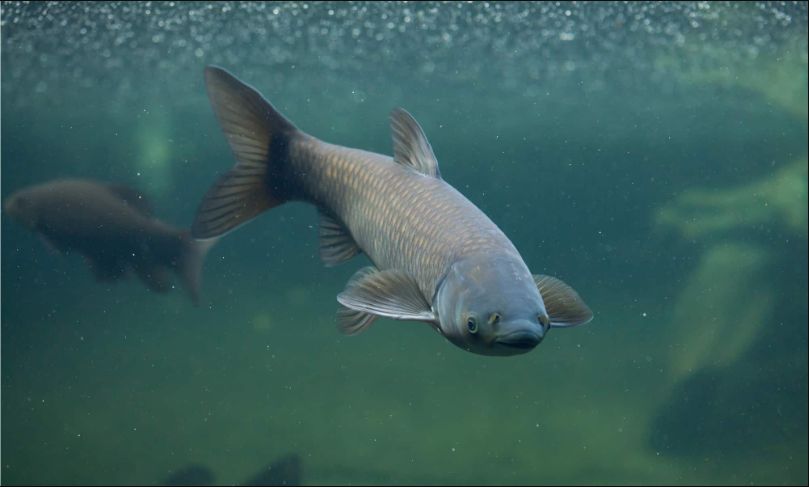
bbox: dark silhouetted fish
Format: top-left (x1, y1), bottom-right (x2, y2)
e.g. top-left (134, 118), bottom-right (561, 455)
top-left (243, 454), bottom-right (302, 487)
top-left (4, 179), bottom-right (214, 304)
top-left (193, 66), bottom-right (592, 356)
top-left (163, 454), bottom-right (302, 487)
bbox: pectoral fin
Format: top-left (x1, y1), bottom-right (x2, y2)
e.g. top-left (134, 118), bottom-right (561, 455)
top-left (533, 274), bottom-right (593, 328)
top-left (337, 268), bottom-right (437, 327)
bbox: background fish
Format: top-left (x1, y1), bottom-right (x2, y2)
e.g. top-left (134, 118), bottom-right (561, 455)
top-left (193, 67), bottom-right (592, 356)
top-left (4, 179), bottom-right (214, 305)
top-left (163, 455), bottom-right (302, 487)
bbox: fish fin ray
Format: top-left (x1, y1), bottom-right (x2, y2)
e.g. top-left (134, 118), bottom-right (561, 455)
top-left (193, 66), bottom-right (299, 239)
top-left (337, 267), bottom-right (380, 335)
top-left (319, 211), bottom-right (362, 267)
top-left (390, 108), bottom-right (441, 179)
top-left (176, 234), bottom-right (218, 306)
top-left (533, 274), bottom-right (593, 328)
top-left (337, 268), bottom-right (437, 325)
top-left (193, 164), bottom-right (276, 239)
top-left (337, 306), bottom-right (380, 336)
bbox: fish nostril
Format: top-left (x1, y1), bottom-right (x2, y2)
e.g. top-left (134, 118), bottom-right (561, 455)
top-left (538, 314), bottom-right (550, 336)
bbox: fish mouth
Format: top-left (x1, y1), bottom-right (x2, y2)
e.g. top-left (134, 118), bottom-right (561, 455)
top-left (495, 331), bottom-right (542, 350)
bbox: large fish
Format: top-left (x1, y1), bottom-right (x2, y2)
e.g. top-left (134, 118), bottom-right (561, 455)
top-left (4, 179), bottom-right (213, 304)
top-left (194, 66), bottom-right (592, 356)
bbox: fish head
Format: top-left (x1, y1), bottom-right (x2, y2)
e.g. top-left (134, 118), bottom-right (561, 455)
top-left (435, 252), bottom-right (549, 356)
top-left (4, 188), bottom-right (39, 230)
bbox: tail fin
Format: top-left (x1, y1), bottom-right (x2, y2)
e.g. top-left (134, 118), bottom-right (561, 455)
top-left (177, 235), bottom-right (218, 306)
top-left (192, 66), bottom-right (299, 240)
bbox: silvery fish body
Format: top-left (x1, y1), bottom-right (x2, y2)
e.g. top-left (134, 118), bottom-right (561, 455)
top-left (194, 67), bottom-right (592, 356)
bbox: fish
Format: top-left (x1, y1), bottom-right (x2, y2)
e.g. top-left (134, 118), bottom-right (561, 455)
top-left (242, 454), bottom-right (302, 487)
top-left (163, 454), bottom-right (302, 486)
top-left (4, 179), bottom-right (214, 305)
top-left (193, 66), bottom-right (593, 356)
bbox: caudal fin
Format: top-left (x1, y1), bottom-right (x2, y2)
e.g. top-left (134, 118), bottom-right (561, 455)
top-left (192, 66), bottom-right (300, 240)
top-left (177, 235), bottom-right (218, 306)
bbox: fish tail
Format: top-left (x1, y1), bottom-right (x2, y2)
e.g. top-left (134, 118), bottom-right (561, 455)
top-left (192, 66), bottom-right (301, 240)
top-left (176, 233), bottom-right (218, 306)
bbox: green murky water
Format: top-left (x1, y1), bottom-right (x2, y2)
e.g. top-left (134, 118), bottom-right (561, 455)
top-left (2, 2), bottom-right (807, 485)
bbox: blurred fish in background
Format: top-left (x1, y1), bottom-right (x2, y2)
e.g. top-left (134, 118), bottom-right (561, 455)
top-left (164, 454), bottom-right (302, 487)
top-left (4, 179), bottom-right (216, 304)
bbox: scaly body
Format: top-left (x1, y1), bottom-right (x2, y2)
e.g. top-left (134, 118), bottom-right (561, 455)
top-left (290, 137), bottom-right (519, 302)
top-left (193, 66), bottom-right (592, 356)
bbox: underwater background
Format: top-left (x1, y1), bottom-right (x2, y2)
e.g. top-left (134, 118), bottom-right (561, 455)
top-left (1, 1), bottom-right (807, 485)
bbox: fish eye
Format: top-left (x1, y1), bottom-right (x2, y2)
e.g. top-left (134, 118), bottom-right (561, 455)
top-left (467, 316), bottom-right (478, 334)
top-left (538, 314), bottom-right (549, 327)
top-left (489, 312), bottom-right (500, 325)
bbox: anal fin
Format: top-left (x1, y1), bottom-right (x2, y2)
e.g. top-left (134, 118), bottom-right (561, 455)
top-left (319, 212), bottom-right (361, 267)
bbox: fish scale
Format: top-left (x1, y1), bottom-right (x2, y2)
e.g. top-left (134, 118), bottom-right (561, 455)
top-left (289, 137), bottom-right (516, 302)
top-left (193, 66), bottom-right (592, 357)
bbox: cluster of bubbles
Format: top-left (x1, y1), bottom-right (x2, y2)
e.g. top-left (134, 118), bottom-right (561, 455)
top-left (1, 1), bottom-right (807, 107)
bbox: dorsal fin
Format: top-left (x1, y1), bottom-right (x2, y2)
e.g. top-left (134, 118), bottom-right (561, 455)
top-left (106, 184), bottom-right (153, 217)
top-left (390, 108), bottom-right (441, 179)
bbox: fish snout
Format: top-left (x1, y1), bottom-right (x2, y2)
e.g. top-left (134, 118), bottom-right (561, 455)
top-left (495, 322), bottom-right (544, 350)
